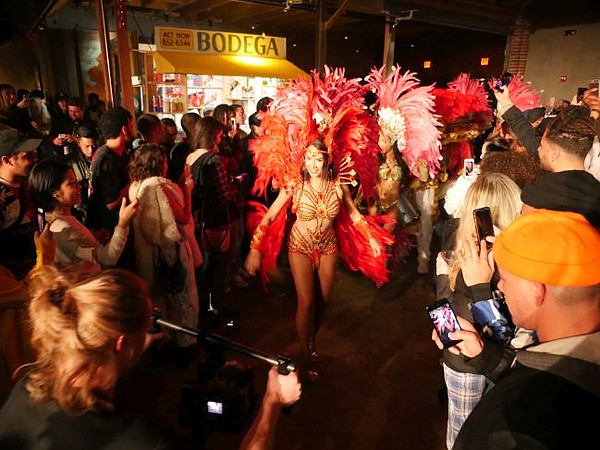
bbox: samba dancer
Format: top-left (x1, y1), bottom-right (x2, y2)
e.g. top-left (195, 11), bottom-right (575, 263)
top-left (244, 67), bottom-right (394, 381)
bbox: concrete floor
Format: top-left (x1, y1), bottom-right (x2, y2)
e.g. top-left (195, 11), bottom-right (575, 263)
top-left (124, 249), bottom-right (447, 450)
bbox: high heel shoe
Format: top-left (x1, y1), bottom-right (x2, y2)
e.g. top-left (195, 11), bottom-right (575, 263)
top-left (304, 341), bottom-right (319, 382)
top-left (306, 367), bottom-right (319, 383)
top-left (309, 340), bottom-right (318, 363)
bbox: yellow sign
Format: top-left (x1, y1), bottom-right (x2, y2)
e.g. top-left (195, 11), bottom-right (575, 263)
top-left (157, 28), bottom-right (194, 51)
top-left (155, 27), bottom-right (286, 59)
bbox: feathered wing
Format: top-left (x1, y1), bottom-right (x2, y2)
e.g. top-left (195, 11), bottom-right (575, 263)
top-left (334, 207), bottom-right (394, 287)
top-left (250, 114), bottom-right (298, 198)
top-left (271, 76), bottom-right (316, 161)
top-left (368, 65), bottom-right (442, 180)
top-left (326, 104), bottom-right (381, 202)
top-left (506, 75), bottom-right (542, 111)
top-left (257, 201), bottom-right (289, 291)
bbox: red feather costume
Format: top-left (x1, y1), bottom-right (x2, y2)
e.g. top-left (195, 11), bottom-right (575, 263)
top-left (433, 73), bottom-right (493, 180)
top-left (249, 67), bottom-right (393, 289)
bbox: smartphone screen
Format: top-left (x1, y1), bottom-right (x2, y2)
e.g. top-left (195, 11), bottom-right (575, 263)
top-left (463, 158), bottom-right (475, 177)
top-left (426, 299), bottom-right (462, 348)
top-left (473, 207), bottom-right (494, 250)
top-left (36, 207), bottom-right (46, 233)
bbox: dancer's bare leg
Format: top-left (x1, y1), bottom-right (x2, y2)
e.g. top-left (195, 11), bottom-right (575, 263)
top-left (289, 252), bottom-right (315, 358)
top-left (312, 253), bottom-right (336, 347)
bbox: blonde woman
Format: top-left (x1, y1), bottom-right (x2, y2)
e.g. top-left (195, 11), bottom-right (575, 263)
top-left (0, 266), bottom-right (301, 449)
top-left (435, 172), bottom-right (523, 450)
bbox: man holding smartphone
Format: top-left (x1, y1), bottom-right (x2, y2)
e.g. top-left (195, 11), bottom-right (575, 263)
top-left (438, 210), bottom-right (600, 450)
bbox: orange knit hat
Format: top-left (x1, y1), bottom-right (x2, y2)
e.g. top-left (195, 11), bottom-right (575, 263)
top-left (493, 209), bottom-right (600, 287)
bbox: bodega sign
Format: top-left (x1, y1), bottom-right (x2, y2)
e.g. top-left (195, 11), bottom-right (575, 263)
top-left (155, 27), bottom-right (286, 59)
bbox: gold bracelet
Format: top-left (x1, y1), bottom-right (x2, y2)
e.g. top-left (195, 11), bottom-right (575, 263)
top-left (354, 217), bottom-right (373, 241)
top-left (250, 224), bottom-right (268, 251)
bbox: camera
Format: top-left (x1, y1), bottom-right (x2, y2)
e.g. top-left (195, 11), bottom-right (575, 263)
top-left (179, 354), bottom-right (256, 435)
top-left (150, 309), bottom-right (295, 441)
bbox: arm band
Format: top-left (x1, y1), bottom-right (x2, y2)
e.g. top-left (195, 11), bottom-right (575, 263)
top-left (250, 223), bottom-right (268, 251)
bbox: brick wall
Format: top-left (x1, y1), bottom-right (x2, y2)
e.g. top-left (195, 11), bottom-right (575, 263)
top-left (504, 18), bottom-right (530, 76)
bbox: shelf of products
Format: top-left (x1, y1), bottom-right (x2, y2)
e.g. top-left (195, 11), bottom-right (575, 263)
top-left (147, 72), bottom-right (285, 116)
top-left (152, 73), bottom-right (186, 113)
top-left (186, 74), bottom-right (223, 109)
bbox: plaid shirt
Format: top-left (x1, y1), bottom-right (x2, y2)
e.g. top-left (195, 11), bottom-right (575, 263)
top-left (211, 150), bottom-right (237, 203)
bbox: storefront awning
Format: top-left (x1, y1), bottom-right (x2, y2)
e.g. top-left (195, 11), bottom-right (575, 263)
top-left (154, 51), bottom-right (308, 80)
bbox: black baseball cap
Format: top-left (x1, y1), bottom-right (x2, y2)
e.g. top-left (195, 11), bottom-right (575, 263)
top-left (0, 129), bottom-right (42, 158)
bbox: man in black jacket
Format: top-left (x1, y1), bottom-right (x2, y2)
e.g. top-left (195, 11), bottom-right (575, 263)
top-left (436, 210), bottom-right (600, 450)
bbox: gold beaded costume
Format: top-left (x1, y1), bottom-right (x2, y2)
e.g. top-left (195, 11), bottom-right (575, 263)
top-left (289, 180), bottom-right (342, 267)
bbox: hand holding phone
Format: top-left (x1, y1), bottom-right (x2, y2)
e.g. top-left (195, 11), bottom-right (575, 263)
top-left (36, 208), bottom-right (46, 234)
top-left (426, 299), bottom-right (463, 348)
top-left (463, 158), bottom-right (475, 177)
top-left (473, 207), bottom-right (495, 250)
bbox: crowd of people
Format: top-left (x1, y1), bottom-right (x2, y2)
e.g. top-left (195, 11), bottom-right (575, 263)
top-left (1, 68), bottom-right (600, 450)
top-left (0, 89), bottom-right (305, 449)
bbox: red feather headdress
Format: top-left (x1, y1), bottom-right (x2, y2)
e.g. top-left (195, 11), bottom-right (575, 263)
top-left (434, 73), bottom-right (493, 127)
top-left (251, 66), bottom-right (380, 202)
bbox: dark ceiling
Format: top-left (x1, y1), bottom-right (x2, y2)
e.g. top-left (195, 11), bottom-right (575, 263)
top-left (2, 0), bottom-right (599, 80)
top-left (4, 0), bottom-right (600, 37)
top-left (112, 0), bottom-right (600, 35)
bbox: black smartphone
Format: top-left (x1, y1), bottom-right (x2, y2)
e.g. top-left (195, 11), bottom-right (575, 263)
top-left (36, 207), bottom-right (46, 233)
top-left (426, 299), bottom-right (462, 348)
top-left (473, 206), bottom-right (494, 250)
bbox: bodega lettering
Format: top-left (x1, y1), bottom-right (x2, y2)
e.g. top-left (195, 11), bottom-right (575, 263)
top-left (155, 27), bottom-right (287, 59)
top-left (197, 32), bottom-right (282, 58)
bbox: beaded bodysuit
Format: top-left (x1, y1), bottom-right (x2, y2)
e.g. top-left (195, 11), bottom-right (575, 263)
top-left (289, 179), bottom-right (342, 267)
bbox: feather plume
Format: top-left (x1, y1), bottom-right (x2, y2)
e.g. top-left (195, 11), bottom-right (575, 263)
top-left (506, 75), bottom-right (542, 111)
top-left (367, 65), bottom-right (442, 180)
top-left (326, 104), bottom-right (380, 201)
top-left (335, 207), bottom-right (394, 287)
top-left (434, 73), bottom-right (493, 126)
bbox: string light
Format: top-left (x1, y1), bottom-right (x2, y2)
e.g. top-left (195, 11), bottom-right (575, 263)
top-left (117, 0), bottom-right (128, 31)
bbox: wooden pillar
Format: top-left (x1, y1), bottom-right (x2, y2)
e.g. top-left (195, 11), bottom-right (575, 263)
top-left (382, 14), bottom-right (395, 76)
top-left (315, 0), bottom-right (327, 72)
top-left (95, 0), bottom-right (114, 108)
top-left (115, 0), bottom-right (135, 114)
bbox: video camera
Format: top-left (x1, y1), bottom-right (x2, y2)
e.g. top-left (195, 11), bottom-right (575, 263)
top-left (150, 308), bottom-right (295, 439)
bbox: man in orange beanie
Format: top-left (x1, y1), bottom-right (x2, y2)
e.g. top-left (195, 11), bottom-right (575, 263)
top-left (434, 209), bottom-right (600, 449)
